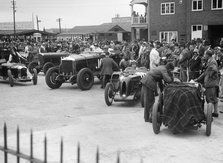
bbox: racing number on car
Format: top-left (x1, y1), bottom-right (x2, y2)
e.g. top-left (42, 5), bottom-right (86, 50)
top-left (96, 58), bottom-right (102, 69)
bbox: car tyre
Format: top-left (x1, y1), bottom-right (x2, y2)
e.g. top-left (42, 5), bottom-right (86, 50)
top-left (152, 102), bottom-right (161, 134)
top-left (104, 83), bottom-right (115, 106)
top-left (77, 68), bottom-right (94, 90)
top-left (45, 67), bottom-right (62, 89)
top-left (206, 103), bottom-right (213, 136)
top-left (28, 61), bottom-right (38, 74)
top-left (32, 68), bottom-right (38, 85)
top-left (8, 69), bottom-right (14, 87)
top-left (43, 62), bottom-right (54, 75)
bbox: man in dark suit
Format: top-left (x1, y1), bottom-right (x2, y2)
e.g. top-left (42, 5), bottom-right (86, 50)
top-left (141, 62), bottom-right (174, 122)
top-left (196, 38), bottom-right (205, 57)
top-left (100, 52), bottom-right (119, 88)
top-left (189, 48), bottom-right (202, 80)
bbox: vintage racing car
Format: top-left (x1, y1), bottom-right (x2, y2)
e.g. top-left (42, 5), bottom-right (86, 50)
top-left (28, 52), bottom-right (69, 74)
top-left (0, 59), bottom-right (37, 87)
top-left (152, 82), bottom-right (212, 136)
top-left (45, 51), bottom-right (121, 90)
top-left (104, 67), bottom-right (148, 106)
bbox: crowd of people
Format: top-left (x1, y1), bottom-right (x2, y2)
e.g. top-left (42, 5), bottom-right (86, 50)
top-left (1, 37), bottom-right (223, 120)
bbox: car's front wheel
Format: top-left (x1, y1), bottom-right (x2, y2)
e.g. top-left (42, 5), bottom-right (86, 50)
top-left (104, 83), bottom-right (115, 106)
top-left (32, 68), bottom-right (38, 85)
top-left (45, 67), bottom-right (62, 89)
top-left (43, 62), bottom-right (54, 75)
top-left (28, 61), bottom-right (38, 74)
top-left (77, 68), bottom-right (94, 90)
top-left (8, 69), bottom-right (14, 87)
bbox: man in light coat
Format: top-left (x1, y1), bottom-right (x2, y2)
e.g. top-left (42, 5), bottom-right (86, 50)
top-left (150, 41), bottom-right (161, 70)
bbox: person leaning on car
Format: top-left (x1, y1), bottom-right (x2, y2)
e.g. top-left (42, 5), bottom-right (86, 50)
top-left (141, 62), bottom-right (174, 122)
top-left (100, 52), bottom-right (119, 88)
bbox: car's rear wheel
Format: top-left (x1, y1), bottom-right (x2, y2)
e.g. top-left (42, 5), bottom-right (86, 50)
top-left (8, 69), bottom-right (14, 87)
top-left (77, 68), bottom-right (94, 90)
top-left (152, 102), bottom-right (161, 134)
top-left (45, 67), bottom-right (62, 89)
top-left (43, 62), bottom-right (54, 75)
top-left (104, 83), bottom-right (115, 106)
top-left (206, 103), bottom-right (213, 136)
top-left (32, 68), bottom-right (38, 85)
top-left (28, 61), bottom-right (38, 74)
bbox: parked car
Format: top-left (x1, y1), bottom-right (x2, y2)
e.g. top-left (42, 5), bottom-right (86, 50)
top-left (0, 58), bottom-right (37, 87)
top-left (28, 52), bottom-right (69, 74)
top-left (104, 67), bottom-right (148, 106)
top-left (45, 51), bottom-right (121, 90)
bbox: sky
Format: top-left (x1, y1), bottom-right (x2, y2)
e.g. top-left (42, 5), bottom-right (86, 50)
top-left (0, 0), bottom-right (139, 30)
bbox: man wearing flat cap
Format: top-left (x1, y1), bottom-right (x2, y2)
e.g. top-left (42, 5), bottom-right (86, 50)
top-left (195, 50), bottom-right (219, 117)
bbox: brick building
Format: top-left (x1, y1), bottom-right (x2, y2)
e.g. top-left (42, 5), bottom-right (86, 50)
top-left (130, 0), bottom-right (223, 46)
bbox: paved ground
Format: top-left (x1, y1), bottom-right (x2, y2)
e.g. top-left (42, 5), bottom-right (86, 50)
top-left (0, 73), bottom-right (223, 163)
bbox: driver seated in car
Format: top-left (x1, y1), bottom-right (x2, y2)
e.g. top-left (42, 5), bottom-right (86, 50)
top-left (124, 60), bottom-right (137, 72)
top-left (7, 47), bottom-right (22, 63)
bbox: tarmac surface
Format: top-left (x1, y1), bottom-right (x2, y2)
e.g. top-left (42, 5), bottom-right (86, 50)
top-left (0, 73), bottom-right (223, 163)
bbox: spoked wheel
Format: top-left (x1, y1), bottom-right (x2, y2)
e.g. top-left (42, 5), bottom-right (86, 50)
top-left (32, 68), bottom-right (38, 85)
top-left (7, 69), bottom-right (14, 87)
top-left (28, 61), bottom-right (38, 74)
top-left (45, 67), bottom-right (62, 89)
top-left (77, 68), bottom-right (94, 90)
top-left (104, 83), bottom-right (115, 106)
top-left (206, 103), bottom-right (213, 136)
top-left (152, 102), bottom-right (161, 134)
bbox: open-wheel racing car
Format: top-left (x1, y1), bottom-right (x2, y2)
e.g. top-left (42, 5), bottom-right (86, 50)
top-left (45, 51), bottom-right (121, 90)
top-left (0, 58), bottom-right (37, 87)
top-left (152, 82), bottom-right (212, 136)
top-left (104, 67), bottom-right (148, 106)
top-left (28, 52), bottom-right (69, 74)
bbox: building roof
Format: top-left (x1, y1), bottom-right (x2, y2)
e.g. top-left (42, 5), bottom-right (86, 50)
top-left (0, 29), bottom-right (56, 36)
top-left (61, 22), bottom-right (131, 35)
top-left (130, 0), bottom-right (147, 5)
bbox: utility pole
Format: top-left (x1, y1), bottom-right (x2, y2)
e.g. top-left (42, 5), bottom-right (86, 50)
top-left (56, 18), bottom-right (62, 33)
top-left (36, 15), bottom-right (41, 31)
top-left (11, 0), bottom-right (16, 38)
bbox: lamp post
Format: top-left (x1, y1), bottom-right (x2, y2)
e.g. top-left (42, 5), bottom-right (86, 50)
top-left (36, 15), bottom-right (41, 31)
top-left (56, 18), bottom-right (62, 33)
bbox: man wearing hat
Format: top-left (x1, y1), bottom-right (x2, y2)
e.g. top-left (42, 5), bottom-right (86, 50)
top-left (189, 48), bottom-right (202, 80)
top-left (195, 50), bottom-right (219, 117)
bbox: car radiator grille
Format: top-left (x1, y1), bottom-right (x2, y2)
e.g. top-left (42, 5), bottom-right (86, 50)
top-left (61, 60), bottom-right (74, 75)
top-left (21, 68), bottom-right (27, 77)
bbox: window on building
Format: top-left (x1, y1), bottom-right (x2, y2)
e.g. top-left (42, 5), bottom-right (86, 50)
top-left (191, 25), bottom-right (203, 39)
top-left (192, 0), bottom-right (203, 11)
top-left (159, 31), bottom-right (178, 43)
top-left (212, 0), bottom-right (223, 9)
top-left (161, 2), bottom-right (175, 15)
